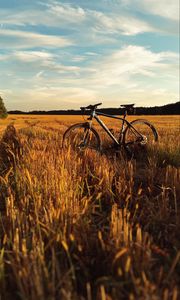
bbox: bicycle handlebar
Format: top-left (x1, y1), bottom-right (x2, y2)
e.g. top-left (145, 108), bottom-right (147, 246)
top-left (80, 102), bottom-right (102, 110)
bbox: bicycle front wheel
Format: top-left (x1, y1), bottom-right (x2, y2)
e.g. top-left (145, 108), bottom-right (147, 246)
top-left (123, 119), bottom-right (158, 155)
top-left (62, 123), bottom-right (101, 152)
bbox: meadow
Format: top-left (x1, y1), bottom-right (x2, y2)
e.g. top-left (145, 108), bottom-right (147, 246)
top-left (0, 114), bottom-right (180, 300)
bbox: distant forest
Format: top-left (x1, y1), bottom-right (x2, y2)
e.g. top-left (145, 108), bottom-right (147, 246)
top-left (8, 101), bottom-right (180, 115)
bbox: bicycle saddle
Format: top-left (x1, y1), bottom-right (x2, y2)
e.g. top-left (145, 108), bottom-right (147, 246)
top-left (120, 104), bottom-right (135, 109)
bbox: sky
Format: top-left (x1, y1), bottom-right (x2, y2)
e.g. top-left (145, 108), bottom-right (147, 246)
top-left (0, 0), bottom-right (179, 111)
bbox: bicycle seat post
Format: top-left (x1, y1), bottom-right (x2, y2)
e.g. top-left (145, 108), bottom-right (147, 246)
top-left (123, 109), bottom-right (127, 119)
top-left (87, 108), bottom-right (94, 121)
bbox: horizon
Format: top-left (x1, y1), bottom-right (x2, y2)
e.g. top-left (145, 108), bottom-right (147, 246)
top-left (7, 100), bottom-right (179, 113)
top-left (0, 0), bottom-right (179, 111)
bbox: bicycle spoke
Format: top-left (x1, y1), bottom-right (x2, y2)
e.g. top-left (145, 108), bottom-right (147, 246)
top-left (123, 119), bottom-right (158, 157)
top-left (62, 123), bottom-right (101, 152)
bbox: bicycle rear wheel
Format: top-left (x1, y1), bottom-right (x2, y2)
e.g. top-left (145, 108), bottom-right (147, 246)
top-left (62, 123), bottom-right (101, 152)
top-left (123, 119), bottom-right (158, 156)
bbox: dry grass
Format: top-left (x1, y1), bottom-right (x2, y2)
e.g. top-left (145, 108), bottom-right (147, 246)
top-left (0, 115), bottom-right (180, 300)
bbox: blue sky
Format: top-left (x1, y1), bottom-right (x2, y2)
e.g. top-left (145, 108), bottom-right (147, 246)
top-left (0, 0), bottom-right (179, 111)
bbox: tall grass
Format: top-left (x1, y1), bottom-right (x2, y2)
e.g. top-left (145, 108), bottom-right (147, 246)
top-left (0, 116), bottom-right (179, 300)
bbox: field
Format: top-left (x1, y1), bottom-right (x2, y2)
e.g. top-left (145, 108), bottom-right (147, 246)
top-left (0, 114), bottom-right (180, 300)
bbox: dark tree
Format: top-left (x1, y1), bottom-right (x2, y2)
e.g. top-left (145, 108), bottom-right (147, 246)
top-left (0, 96), bottom-right (8, 118)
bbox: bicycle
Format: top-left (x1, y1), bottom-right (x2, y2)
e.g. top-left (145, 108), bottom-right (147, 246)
top-left (62, 103), bottom-right (158, 156)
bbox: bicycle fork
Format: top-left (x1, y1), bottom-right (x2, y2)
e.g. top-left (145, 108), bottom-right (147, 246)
top-left (80, 122), bottom-right (92, 148)
top-left (118, 113), bottom-right (127, 144)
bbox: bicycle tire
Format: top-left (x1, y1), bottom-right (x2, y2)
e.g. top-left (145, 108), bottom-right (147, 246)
top-left (62, 123), bottom-right (101, 152)
top-left (123, 119), bottom-right (158, 155)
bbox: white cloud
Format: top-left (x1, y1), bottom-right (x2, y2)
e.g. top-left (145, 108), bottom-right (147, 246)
top-left (71, 56), bottom-right (86, 62)
top-left (25, 46), bottom-right (178, 107)
top-left (91, 11), bottom-right (154, 35)
top-left (40, 86), bottom-right (97, 102)
top-left (8, 86), bottom-right (98, 110)
top-left (0, 2), bottom-right (86, 27)
top-left (86, 52), bottom-right (99, 56)
top-left (4, 50), bottom-right (57, 66)
top-left (35, 71), bottom-right (45, 79)
top-left (47, 2), bottom-right (156, 36)
top-left (0, 0), bottom-right (178, 109)
top-left (13, 51), bottom-right (56, 62)
top-left (0, 2), bottom-right (156, 37)
top-left (86, 45), bottom-right (178, 87)
top-left (1, 45), bottom-right (178, 98)
top-left (141, 0), bottom-right (178, 21)
top-left (124, 0), bottom-right (179, 21)
top-left (0, 29), bottom-right (73, 49)
top-left (47, 1), bottom-right (86, 22)
top-left (0, 50), bottom-right (81, 76)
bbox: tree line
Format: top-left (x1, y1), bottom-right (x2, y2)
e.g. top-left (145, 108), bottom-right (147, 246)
top-left (8, 101), bottom-right (180, 115)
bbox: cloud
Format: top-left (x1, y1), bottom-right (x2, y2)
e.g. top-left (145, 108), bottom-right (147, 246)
top-left (35, 71), bottom-right (44, 79)
top-left (34, 86), bottom-right (97, 102)
top-left (0, 29), bottom-right (73, 49)
top-left (0, 1), bottom-right (178, 109)
top-left (0, 50), bottom-right (57, 65)
top-left (1, 45), bottom-right (178, 93)
top-left (13, 51), bottom-right (56, 62)
top-left (42, 45), bottom-right (178, 106)
top-left (71, 56), bottom-right (86, 62)
top-left (5, 86), bottom-right (98, 110)
top-left (0, 2), bottom-right (156, 37)
top-left (86, 45), bottom-right (178, 87)
top-left (46, 2), bottom-right (156, 36)
top-left (46, 1), bottom-right (86, 23)
top-left (0, 50), bottom-right (81, 77)
top-left (123, 0), bottom-right (179, 21)
top-left (13, 45), bottom-right (177, 108)
top-left (0, 2), bottom-right (86, 27)
top-left (140, 0), bottom-right (178, 21)
top-left (91, 11), bottom-right (154, 35)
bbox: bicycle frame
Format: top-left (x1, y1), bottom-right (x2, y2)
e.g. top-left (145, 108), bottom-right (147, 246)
top-left (88, 110), bottom-right (143, 146)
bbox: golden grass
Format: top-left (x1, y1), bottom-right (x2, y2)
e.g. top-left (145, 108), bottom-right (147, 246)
top-left (0, 114), bottom-right (179, 129)
top-left (0, 114), bottom-right (180, 300)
